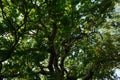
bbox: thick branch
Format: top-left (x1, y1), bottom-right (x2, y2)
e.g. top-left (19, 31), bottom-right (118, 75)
top-left (60, 56), bottom-right (66, 70)
top-left (59, 56), bottom-right (66, 77)
top-left (48, 22), bottom-right (58, 71)
top-left (48, 22), bottom-right (57, 41)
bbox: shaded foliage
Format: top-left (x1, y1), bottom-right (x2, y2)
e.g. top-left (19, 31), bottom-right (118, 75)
top-left (0, 0), bottom-right (120, 80)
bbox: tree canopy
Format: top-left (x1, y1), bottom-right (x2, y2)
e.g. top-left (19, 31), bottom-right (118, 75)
top-left (0, 0), bottom-right (120, 80)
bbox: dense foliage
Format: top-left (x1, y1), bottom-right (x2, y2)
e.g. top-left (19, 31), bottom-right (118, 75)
top-left (0, 0), bottom-right (120, 80)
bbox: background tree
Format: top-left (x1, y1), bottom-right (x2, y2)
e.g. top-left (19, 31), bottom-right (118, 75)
top-left (0, 0), bottom-right (119, 80)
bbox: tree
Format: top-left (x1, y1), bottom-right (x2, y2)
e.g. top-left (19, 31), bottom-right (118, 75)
top-left (0, 0), bottom-right (119, 80)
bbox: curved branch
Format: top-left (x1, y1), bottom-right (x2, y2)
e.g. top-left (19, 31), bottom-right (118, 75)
top-left (48, 22), bottom-right (59, 71)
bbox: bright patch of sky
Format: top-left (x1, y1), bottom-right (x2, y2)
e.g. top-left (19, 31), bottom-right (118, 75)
top-left (115, 3), bottom-right (120, 13)
top-left (115, 69), bottom-right (120, 77)
top-left (76, 3), bottom-right (81, 10)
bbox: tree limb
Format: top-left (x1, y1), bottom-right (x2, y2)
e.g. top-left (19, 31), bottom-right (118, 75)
top-left (48, 22), bottom-right (58, 72)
